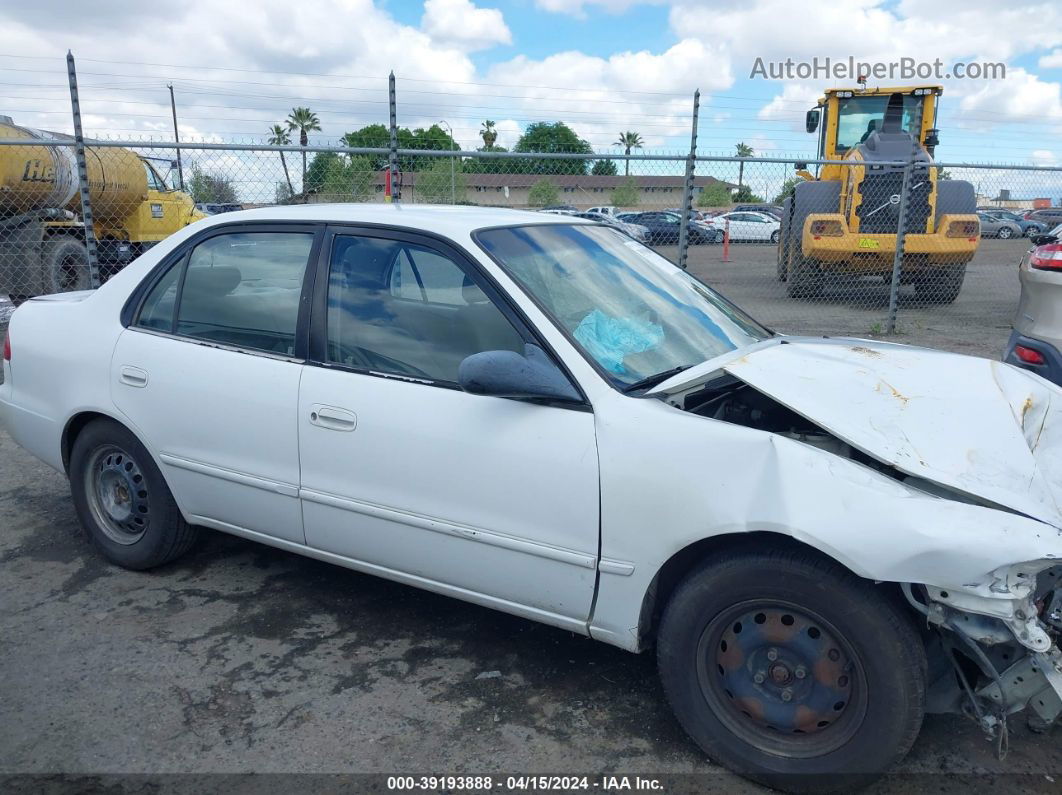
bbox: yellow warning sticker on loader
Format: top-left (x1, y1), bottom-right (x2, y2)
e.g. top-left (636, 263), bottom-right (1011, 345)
top-left (858, 238), bottom-right (880, 249)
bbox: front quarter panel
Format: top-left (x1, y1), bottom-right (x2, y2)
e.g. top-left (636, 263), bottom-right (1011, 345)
top-left (589, 393), bottom-right (1062, 651)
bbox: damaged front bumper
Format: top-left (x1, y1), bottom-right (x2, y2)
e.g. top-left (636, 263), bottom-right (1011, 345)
top-left (906, 563), bottom-right (1062, 743)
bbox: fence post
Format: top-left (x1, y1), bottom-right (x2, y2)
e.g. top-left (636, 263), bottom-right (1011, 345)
top-left (885, 156), bottom-right (915, 334)
top-left (676, 89), bottom-right (700, 270)
top-left (388, 71), bottom-right (401, 203)
top-left (66, 51), bottom-right (101, 289)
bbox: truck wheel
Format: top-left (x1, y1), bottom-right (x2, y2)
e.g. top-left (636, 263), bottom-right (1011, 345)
top-left (69, 418), bottom-right (198, 570)
top-left (657, 547), bottom-right (926, 793)
top-left (915, 265), bottom-right (965, 304)
top-left (46, 239), bottom-right (92, 294)
top-left (786, 256), bottom-right (824, 299)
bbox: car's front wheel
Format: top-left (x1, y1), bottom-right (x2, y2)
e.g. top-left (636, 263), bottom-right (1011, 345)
top-left (70, 418), bottom-right (198, 570)
top-left (657, 546), bottom-right (926, 792)
top-left (997, 226), bottom-right (1013, 239)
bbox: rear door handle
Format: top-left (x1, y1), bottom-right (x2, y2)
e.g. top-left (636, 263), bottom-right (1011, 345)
top-left (119, 366), bottom-right (148, 388)
top-left (309, 404), bottom-right (357, 432)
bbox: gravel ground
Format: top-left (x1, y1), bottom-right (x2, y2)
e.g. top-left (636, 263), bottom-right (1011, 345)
top-left (1, 235), bottom-right (1058, 793)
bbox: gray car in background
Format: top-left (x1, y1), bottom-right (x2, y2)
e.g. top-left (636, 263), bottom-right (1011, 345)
top-left (1005, 223), bottom-right (1062, 384)
top-left (976, 211), bottom-right (1022, 239)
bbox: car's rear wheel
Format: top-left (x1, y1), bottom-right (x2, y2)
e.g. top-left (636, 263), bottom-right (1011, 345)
top-left (70, 418), bottom-right (198, 570)
top-left (657, 547), bottom-right (926, 793)
top-left (997, 226), bottom-right (1013, 239)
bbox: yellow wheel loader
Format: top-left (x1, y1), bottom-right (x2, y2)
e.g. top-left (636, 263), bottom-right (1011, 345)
top-left (777, 86), bottom-right (980, 302)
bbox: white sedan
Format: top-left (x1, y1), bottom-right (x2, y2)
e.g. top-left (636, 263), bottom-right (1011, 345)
top-left (3, 205), bottom-right (1062, 790)
top-left (706, 211), bottom-right (782, 242)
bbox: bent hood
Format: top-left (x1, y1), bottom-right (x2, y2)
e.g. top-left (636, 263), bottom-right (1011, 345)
top-left (656, 338), bottom-right (1062, 529)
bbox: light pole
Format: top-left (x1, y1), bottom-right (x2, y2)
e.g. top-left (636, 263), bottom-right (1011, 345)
top-left (438, 120), bottom-right (455, 204)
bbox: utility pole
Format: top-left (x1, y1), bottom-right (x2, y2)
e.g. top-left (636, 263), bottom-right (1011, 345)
top-left (167, 83), bottom-right (184, 190)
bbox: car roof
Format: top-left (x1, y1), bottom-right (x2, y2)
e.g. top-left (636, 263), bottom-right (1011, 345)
top-left (190, 203), bottom-right (592, 237)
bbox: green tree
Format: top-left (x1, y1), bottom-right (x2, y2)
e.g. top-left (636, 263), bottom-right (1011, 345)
top-left (287, 107), bottom-right (322, 189)
top-left (615, 130), bottom-right (643, 176)
top-left (697, 182), bottom-right (732, 208)
top-left (772, 177), bottom-right (802, 204)
top-left (936, 167), bottom-right (953, 180)
top-left (416, 158), bottom-right (467, 204)
top-left (732, 185), bottom-right (765, 203)
top-left (188, 165), bottom-right (238, 204)
top-left (267, 124), bottom-right (294, 197)
top-left (527, 179), bottom-right (559, 207)
top-left (341, 124), bottom-right (457, 172)
top-left (480, 120), bottom-right (498, 149)
top-left (274, 181), bottom-right (293, 204)
top-left (735, 141), bottom-right (754, 192)
top-left (591, 158), bottom-right (618, 176)
top-left (610, 177), bottom-right (639, 207)
top-left (304, 152), bottom-right (373, 202)
top-left (514, 122), bottom-right (593, 175)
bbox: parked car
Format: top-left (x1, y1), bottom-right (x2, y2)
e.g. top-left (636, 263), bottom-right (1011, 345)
top-left (976, 212), bottom-right (1022, 239)
top-left (981, 210), bottom-right (1048, 237)
top-left (1025, 208), bottom-right (1062, 228)
top-left (619, 211), bottom-right (720, 245)
top-left (5, 205), bottom-right (1062, 791)
top-left (572, 211), bottom-right (650, 243)
top-left (539, 204), bottom-right (578, 213)
top-left (586, 205), bottom-right (620, 218)
top-left (703, 211), bottom-right (782, 242)
top-left (1005, 223), bottom-right (1062, 383)
top-left (194, 202), bottom-right (242, 215)
top-left (733, 203), bottom-right (783, 219)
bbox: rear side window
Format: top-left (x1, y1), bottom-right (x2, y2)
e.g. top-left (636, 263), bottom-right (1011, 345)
top-left (136, 231), bottom-right (314, 356)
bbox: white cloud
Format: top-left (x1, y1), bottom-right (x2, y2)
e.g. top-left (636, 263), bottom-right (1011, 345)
top-left (535, 0), bottom-right (662, 18)
top-left (1031, 150), bottom-right (1058, 166)
top-left (1041, 49), bottom-right (1062, 70)
top-left (421, 0), bottom-right (512, 51)
top-left (957, 68), bottom-right (1062, 122)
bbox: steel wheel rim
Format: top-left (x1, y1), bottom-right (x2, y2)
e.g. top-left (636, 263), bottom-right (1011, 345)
top-left (696, 600), bottom-right (868, 758)
top-left (85, 445), bottom-right (150, 545)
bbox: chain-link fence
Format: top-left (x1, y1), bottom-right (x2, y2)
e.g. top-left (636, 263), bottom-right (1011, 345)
top-left (2, 73), bottom-right (1062, 361)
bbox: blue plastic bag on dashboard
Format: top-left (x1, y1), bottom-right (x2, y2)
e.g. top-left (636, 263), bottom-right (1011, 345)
top-left (573, 309), bottom-right (664, 375)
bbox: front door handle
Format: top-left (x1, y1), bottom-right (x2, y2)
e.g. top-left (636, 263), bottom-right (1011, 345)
top-left (119, 366), bottom-right (148, 388)
top-left (309, 404), bottom-right (357, 432)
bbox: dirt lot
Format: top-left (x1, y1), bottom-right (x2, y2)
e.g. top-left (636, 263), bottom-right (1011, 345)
top-left (1, 235), bottom-right (1058, 792)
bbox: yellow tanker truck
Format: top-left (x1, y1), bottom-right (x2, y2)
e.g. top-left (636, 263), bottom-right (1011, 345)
top-left (777, 86), bottom-right (980, 302)
top-left (0, 115), bottom-right (205, 302)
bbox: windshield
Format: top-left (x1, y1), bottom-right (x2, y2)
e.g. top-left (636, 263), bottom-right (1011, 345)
top-left (475, 224), bottom-right (769, 387)
top-left (835, 94), bottom-right (925, 151)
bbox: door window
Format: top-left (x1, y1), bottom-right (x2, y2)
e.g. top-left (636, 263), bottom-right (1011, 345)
top-left (325, 235), bottom-right (525, 383)
top-left (136, 230), bottom-right (314, 356)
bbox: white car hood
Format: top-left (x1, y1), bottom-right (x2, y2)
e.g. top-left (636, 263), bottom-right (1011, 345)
top-left (658, 338), bottom-right (1062, 528)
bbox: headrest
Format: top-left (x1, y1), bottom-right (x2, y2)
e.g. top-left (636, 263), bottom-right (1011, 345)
top-left (182, 266), bottom-right (241, 297)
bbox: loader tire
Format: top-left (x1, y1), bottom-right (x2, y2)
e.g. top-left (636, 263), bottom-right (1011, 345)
top-left (915, 265), bottom-right (965, 304)
top-left (787, 255), bottom-right (824, 299)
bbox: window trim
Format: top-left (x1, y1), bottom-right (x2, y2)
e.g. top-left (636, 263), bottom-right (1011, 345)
top-left (123, 221), bottom-right (324, 361)
top-left (307, 223), bottom-right (591, 409)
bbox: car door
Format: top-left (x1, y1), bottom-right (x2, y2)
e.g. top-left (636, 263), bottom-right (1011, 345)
top-left (111, 224), bottom-right (321, 544)
top-left (297, 227), bottom-right (600, 627)
top-left (721, 213), bottom-right (752, 241)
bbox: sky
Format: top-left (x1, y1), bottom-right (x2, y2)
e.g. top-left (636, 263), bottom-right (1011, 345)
top-left (0, 0), bottom-right (1059, 198)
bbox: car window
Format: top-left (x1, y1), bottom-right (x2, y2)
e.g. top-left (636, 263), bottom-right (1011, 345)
top-left (171, 231), bottom-right (314, 356)
top-left (326, 235), bottom-right (525, 383)
top-left (136, 262), bottom-right (181, 332)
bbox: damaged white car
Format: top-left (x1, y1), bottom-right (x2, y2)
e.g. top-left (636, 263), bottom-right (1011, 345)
top-left (2, 205), bottom-right (1060, 791)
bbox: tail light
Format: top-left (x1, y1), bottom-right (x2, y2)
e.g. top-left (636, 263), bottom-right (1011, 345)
top-left (946, 220), bottom-right (979, 238)
top-left (1014, 344), bottom-right (1046, 365)
top-left (810, 220), bottom-right (844, 237)
top-left (2, 331), bottom-right (9, 362)
top-left (1031, 243), bottom-right (1062, 271)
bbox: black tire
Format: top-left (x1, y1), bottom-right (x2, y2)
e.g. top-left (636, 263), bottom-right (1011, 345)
top-left (69, 418), bottom-right (198, 570)
top-left (786, 255), bottom-right (824, 299)
top-left (997, 226), bottom-right (1013, 239)
top-left (770, 229), bottom-right (780, 244)
top-left (657, 547), bottom-right (926, 793)
top-left (46, 238), bottom-right (92, 294)
top-left (915, 264), bottom-right (965, 304)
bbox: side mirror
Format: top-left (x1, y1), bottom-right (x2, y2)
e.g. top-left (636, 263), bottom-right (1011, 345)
top-left (1031, 234), bottom-right (1059, 247)
top-left (459, 344), bottom-right (582, 403)
top-left (924, 129), bottom-right (940, 148)
top-left (805, 109), bottom-right (820, 134)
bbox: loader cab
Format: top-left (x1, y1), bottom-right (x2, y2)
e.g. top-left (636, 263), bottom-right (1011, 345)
top-left (806, 86), bottom-right (941, 164)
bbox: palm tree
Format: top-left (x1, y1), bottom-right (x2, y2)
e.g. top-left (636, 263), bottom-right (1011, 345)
top-left (735, 142), bottom-right (754, 191)
top-left (480, 120), bottom-right (498, 149)
top-left (615, 131), bottom-right (643, 176)
top-left (268, 124), bottom-right (294, 198)
top-left (286, 107), bottom-right (322, 188)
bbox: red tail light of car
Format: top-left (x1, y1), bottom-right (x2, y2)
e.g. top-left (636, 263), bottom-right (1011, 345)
top-left (1031, 243), bottom-right (1062, 271)
top-left (2, 331), bottom-right (9, 362)
top-left (1014, 344), bottom-right (1046, 365)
